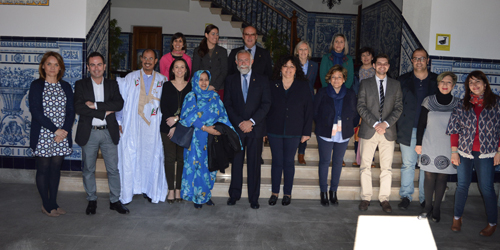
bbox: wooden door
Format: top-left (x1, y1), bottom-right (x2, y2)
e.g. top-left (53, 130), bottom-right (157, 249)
top-left (132, 26), bottom-right (162, 70)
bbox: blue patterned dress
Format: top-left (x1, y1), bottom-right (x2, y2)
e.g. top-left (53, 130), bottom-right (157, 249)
top-left (179, 70), bottom-right (235, 204)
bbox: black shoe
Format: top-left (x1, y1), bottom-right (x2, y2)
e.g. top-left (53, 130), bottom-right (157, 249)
top-left (431, 208), bottom-right (440, 223)
top-left (417, 212), bottom-right (429, 220)
top-left (86, 200), bottom-right (97, 215)
top-left (206, 199), bottom-right (215, 206)
top-left (227, 198), bottom-right (237, 206)
top-left (143, 193), bottom-right (152, 203)
top-left (250, 202), bottom-right (260, 209)
top-left (329, 190), bottom-right (339, 206)
top-left (268, 195), bottom-right (278, 206)
top-left (194, 203), bottom-right (203, 209)
top-left (420, 201), bottom-right (426, 208)
top-left (398, 197), bottom-right (410, 210)
top-left (282, 196), bottom-right (291, 206)
top-left (320, 192), bottom-right (329, 207)
top-left (109, 201), bottom-right (129, 214)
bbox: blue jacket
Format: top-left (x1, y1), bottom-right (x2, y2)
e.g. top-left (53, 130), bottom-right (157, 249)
top-left (29, 78), bottom-right (75, 150)
top-left (314, 87), bottom-right (359, 139)
top-left (266, 79), bottom-right (313, 136)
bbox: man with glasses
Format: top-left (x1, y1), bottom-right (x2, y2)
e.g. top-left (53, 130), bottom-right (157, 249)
top-left (115, 49), bottom-right (169, 204)
top-left (227, 26), bottom-right (273, 79)
top-left (396, 48), bottom-right (438, 210)
top-left (357, 54), bottom-right (402, 213)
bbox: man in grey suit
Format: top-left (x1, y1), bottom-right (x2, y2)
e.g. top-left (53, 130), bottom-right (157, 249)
top-left (357, 54), bottom-right (403, 213)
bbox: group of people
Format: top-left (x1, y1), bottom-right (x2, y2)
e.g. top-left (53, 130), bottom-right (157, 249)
top-left (29, 25), bottom-right (498, 236)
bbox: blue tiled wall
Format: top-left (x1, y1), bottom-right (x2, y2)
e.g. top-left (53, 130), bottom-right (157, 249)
top-left (360, 0), bottom-right (402, 78)
top-left (429, 56), bottom-right (500, 98)
top-left (0, 2), bottom-right (110, 170)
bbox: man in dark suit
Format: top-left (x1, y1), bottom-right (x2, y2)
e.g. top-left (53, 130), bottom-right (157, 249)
top-left (227, 26), bottom-right (273, 79)
top-left (357, 54), bottom-right (403, 213)
top-left (224, 50), bottom-right (271, 209)
top-left (74, 52), bottom-right (128, 215)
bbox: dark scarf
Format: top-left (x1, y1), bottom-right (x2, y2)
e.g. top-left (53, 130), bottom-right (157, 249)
top-left (327, 84), bottom-right (346, 119)
top-left (470, 93), bottom-right (484, 107)
top-left (331, 50), bottom-right (344, 67)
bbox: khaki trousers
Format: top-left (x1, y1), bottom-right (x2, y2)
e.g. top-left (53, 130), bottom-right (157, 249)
top-left (360, 133), bottom-right (395, 202)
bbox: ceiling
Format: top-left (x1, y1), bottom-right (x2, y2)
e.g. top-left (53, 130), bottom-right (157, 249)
top-left (111, 0), bottom-right (189, 11)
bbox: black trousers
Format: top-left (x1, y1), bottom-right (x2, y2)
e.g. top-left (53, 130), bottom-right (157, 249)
top-left (228, 136), bottom-right (263, 204)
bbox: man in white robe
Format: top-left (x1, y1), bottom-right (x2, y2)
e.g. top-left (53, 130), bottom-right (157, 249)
top-left (116, 49), bottom-right (168, 204)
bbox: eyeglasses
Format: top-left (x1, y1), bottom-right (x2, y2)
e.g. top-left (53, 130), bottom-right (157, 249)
top-left (412, 57), bottom-right (427, 62)
top-left (142, 57), bottom-right (155, 62)
top-left (244, 33), bottom-right (257, 37)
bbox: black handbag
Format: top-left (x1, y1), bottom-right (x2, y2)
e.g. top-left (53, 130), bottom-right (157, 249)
top-left (170, 95), bottom-right (196, 148)
top-left (170, 123), bottom-right (194, 148)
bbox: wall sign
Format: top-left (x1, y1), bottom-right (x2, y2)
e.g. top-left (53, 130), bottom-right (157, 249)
top-left (436, 34), bottom-right (450, 51)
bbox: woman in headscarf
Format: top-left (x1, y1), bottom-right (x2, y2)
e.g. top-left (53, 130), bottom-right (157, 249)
top-left (175, 70), bottom-right (236, 209)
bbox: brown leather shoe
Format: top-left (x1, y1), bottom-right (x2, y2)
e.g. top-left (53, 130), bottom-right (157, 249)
top-left (380, 201), bottom-right (392, 213)
top-left (298, 154), bottom-right (306, 165)
top-left (342, 161), bottom-right (346, 166)
top-left (41, 206), bottom-right (59, 217)
top-left (56, 207), bottom-right (66, 215)
top-left (371, 164), bottom-right (376, 168)
top-left (451, 217), bottom-right (462, 232)
top-left (359, 200), bottom-right (370, 211)
top-left (480, 224), bottom-right (497, 236)
top-left (352, 162), bottom-right (359, 166)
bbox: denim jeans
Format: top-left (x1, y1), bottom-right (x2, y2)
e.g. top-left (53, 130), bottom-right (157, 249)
top-left (317, 137), bottom-right (349, 192)
top-left (454, 152), bottom-right (497, 224)
top-left (399, 128), bottom-right (425, 202)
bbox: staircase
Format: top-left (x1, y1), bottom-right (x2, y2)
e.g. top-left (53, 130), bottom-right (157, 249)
top-left (58, 133), bottom-right (425, 201)
top-left (193, 0), bottom-right (298, 54)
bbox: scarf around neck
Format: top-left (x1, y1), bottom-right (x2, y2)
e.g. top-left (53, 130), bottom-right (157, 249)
top-left (327, 84), bottom-right (347, 119)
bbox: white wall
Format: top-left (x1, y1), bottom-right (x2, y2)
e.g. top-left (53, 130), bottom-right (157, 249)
top-left (402, 0), bottom-right (432, 51)
top-left (291, 0), bottom-right (358, 14)
top-left (111, 1), bottom-right (243, 37)
top-left (428, 0), bottom-right (500, 59)
top-left (86, 0), bottom-right (109, 34)
top-left (0, 0), bottom-right (87, 38)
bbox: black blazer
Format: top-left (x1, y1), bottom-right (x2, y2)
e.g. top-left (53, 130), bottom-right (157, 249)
top-left (266, 79), bottom-right (313, 136)
top-left (305, 60), bottom-right (319, 98)
top-left (74, 78), bottom-right (124, 146)
top-left (314, 87), bottom-right (359, 139)
top-left (29, 78), bottom-right (75, 150)
top-left (224, 72), bottom-right (271, 138)
top-left (192, 44), bottom-right (228, 91)
top-left (396, 71), bottom-right (438, 146)
top-left (227, 46), bottom-right (273, 79)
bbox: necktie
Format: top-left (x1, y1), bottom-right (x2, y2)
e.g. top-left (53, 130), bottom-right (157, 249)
top-left (243, 74), bottom-right (248, 103)
top-left (379, 79), bottom-right (385, 121)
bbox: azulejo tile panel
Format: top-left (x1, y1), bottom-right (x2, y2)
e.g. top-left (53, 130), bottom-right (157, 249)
top-left (86, 2), bottom-right (110, 78)
top-left (0, 37), bottom-right (83, 160)
top-left (429, 56), bottom-right (500, 98)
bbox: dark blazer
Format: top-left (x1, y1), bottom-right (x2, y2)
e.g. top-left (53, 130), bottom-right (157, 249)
top-left (74, 78), bottom-right (124, 146)
top-left (224, 72), bottom-right (271, 138)
top-left (192, 44), bottom-right (228, 90)
top-left (305, 60), bottom-right (319, 98)
top-left (357, 76), bottom-right (403, 141)
top-left (396, 71), bottom-right (438, 146)
top-left (314, 87), bottom-right (359, 139)
top-left (266, 79), bottom-right (313, 136)
top-left (227, 46), bottom-right (273, 79)
top-left (29, 78), bottom-right (75, 150)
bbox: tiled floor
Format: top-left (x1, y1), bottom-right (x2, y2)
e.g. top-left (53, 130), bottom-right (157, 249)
top-left (0, 183), bottom-right (498, 250)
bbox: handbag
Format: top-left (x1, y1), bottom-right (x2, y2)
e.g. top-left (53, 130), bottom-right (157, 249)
top-left (170, 94), bottom-right (196, 148)
top-left (170, 123), bottom-right (194, 148)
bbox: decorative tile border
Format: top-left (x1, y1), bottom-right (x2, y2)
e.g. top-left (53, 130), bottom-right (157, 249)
top-left (0, 0), bottom-right (48, 6)
top-left (400, 19), bottom-right (423, 76)
top-left (85, 1), bottom-right (110, 78)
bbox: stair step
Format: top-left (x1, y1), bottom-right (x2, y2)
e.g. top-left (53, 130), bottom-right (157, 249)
top-left (230, 21), bottom-right (243, 29)
top-left (209, 7), bottom-right (222, 15)
top-left (220, 14), bottom-right (232, 21)
top-left (199, 1), bottom-right (211, 8)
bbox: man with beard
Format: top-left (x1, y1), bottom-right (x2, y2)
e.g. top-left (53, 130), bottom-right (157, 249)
top-left (74, 52), bottom-right (128, 214)
top-left (224, 50), bottom-right (271, 209)
top-left (115, 49), bottom-right (168, 204)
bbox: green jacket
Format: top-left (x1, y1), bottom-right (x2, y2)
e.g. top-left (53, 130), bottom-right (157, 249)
top-left (319, 53), bottom-right (354, 89)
